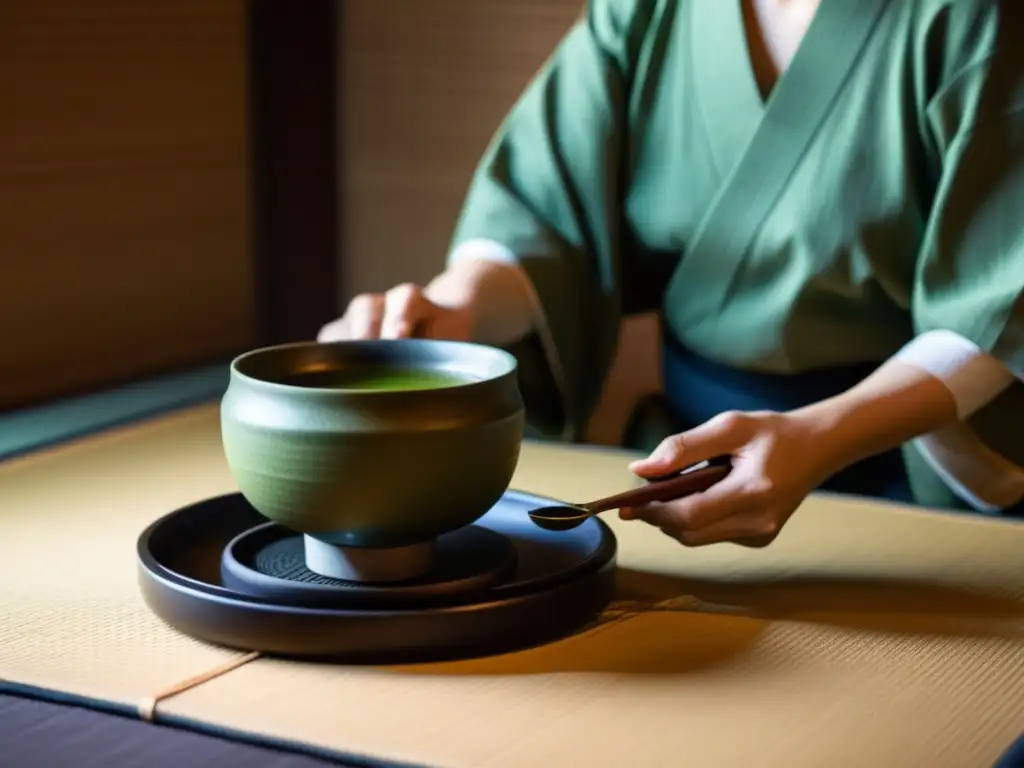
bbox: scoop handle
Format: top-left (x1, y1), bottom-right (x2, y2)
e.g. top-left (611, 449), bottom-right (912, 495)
top-left (584, 456), bottom-right (732, 514)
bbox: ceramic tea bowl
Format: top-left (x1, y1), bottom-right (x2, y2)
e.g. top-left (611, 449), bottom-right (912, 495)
top-left (221, 339), bottom-right (525, 553)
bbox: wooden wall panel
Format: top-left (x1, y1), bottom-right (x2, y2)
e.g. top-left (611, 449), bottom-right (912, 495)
top-left (337, 0), bottom-right (661, 445)
top-left (0, 0), bottom-right (254, 410)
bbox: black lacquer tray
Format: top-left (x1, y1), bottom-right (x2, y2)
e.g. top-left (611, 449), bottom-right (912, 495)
top-left (137, 490), bottom-right (617, 663)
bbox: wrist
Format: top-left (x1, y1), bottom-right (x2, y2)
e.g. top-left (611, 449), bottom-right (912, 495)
top-left (787, 360), bottom-right (959, 477)
top-left (786, 398), bottom-right (874, 480)
top-left (424, 259), bottom-right (536, 345)
top-left (423, 265), bottom-right (481, 332)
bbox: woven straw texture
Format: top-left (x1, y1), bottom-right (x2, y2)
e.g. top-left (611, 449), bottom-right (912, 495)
top-left (2, 405), bottom-right (1023, 766)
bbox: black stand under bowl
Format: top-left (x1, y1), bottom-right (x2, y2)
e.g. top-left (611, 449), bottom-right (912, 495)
top-left (136, 490), bottom-right (617, 663)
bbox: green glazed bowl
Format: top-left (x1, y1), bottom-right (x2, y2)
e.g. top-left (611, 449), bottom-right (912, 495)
top-left (221, 339), bottom-right (525, 550)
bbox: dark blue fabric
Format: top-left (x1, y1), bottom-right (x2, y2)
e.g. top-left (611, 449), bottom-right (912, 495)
top-left (660, 331), bottom-right (914, 504)
top-left (0, 694), bottom-right (358, 768)
top-left (994, 734), bottom-right (1024, 768)
top-left (0, 692), bottom-right (427, 768)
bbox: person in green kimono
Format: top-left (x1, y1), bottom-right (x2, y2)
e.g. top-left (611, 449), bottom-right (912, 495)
top-left (319, 0), bottom-right (1024, 547)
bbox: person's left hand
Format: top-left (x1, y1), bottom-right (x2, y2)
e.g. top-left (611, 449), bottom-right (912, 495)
top-left (621, 409), bottom-right (836, 547)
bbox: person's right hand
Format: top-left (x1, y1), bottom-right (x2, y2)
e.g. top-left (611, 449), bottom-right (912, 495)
top-left (317, 282), bottom-right (474, 343)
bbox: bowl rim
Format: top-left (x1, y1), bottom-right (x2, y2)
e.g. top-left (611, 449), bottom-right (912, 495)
top-left (227, 338), bottom-right (520, 397)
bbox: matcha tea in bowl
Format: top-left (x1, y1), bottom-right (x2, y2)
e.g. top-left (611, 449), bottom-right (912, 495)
top-left (220, 338), bottom-right (525, 583)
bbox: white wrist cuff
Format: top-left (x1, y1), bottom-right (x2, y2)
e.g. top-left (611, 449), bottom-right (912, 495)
top-left (893, 329), bottom-right (1016, 419)
top-left (449, 238), bottom-right (519, 266)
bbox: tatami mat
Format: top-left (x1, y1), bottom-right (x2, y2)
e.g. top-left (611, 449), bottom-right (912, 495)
top-left (0, 406), bottom-right (246, 708)
top-left (163, 612), bottom-right (1024, 768)
top-left (161, 484), bottom-right (1024, 768)
top-left (2, 406), bottom-right (1024, 766)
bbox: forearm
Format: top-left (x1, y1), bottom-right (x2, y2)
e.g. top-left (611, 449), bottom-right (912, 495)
top-left (423, 255), bottom-right (537, 346)
top-left (790, 359), bottom-right (959, 474)
top-left (790, 330), bottom-right (1018, 480)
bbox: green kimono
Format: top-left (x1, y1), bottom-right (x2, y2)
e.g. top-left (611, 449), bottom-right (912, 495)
top-left (447, 0), bottom-right (1024, 509)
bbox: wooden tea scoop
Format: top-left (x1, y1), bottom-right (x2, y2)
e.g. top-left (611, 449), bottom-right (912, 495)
top-left (527, 455), bottom-right (733, 531)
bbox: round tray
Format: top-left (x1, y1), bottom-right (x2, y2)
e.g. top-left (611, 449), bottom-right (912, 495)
top-left (137, 490), bottom-right (617, 663)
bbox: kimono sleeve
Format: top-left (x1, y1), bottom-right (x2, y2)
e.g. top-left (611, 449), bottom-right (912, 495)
top-left (911, 14), bottom-right (1024, 487)
top-left (446, 0), bottom-right (657, 441)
